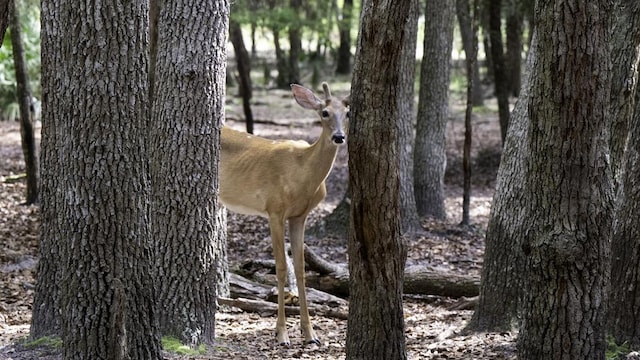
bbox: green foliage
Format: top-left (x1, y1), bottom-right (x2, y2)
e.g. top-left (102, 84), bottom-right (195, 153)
top-left (161, 336), bottom-right (207, 355)
top-left (606, 335), bottom-right (630, 360)
top-left (22, 336), bottom-right (63, 348)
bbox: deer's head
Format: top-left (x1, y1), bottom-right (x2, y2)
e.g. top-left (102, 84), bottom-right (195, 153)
top-left (291, 82), bottom-right (350, 145)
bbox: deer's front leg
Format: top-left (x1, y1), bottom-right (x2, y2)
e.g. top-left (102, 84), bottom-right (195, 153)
top-left (289, 216), bottom-right (320, 345)
top-left (269, 215), bottom-right (290, 346)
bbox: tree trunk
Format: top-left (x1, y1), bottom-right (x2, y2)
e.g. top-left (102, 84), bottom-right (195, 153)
top-left (467, 36), bottom-right (535, 332)
top-left (505, 0), bottom-right (523, 97)
top-left (9, 0), bottom-right (38, 205)
top-left (288, 0), bottom-right (301, 85)
top-left (461, 0), bottom-right (478, 226)
top-left (397, 0), bottom-right (420, 234)
top-left (347, 0), bottom-right (412, 358)
top-left (517, 1), bottom-right (613, 359)
top-left (35, 1), bottom-right (163, 358)
top-left (608, 0), bottom-right (640, 181)
top-left (29, 0), bottom-right (64, 340)
top-left (0, 0), bottom-right (11, 45)
top-left (607, 0), bottom-right (640, 348)
top-left (229, 20), bottom-right (254, 134)
top-left (455, 0), bottom-right (483, 106)
top-left (150, 0), bottom-right (229, 346)
top-left (413, 0), bottom-right (455, 220)
top-left (335, 0), bottom-right (353, 75)
top-left (486, 0), bottom-right (510, 144)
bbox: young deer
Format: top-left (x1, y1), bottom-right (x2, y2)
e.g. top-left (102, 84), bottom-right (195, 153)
top-left (219, 82), bottom-right (349, 345)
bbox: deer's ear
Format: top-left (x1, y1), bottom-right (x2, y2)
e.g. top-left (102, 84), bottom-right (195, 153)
top-left (291, 84), bottom-right (323, 110)
top-left (342, 95), bottom-right (350, 107)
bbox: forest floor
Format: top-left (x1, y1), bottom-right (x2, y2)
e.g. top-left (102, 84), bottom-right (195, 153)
top-left (0, 85), bottom-right (518, 359)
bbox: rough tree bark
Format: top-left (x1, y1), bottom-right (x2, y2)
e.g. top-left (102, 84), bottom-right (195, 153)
top-left (607, 0), bottom-right (640, 348)
top-left (413, 0), bottom-right (455, 220)
top-left (517, 1), bottom-right (614, 358)
top-left (33, 1), bottom-right (163, 358)
top-left (346, 0), bottom-right (412, 358)
top-left (150, 0), bottom-right (229, 346)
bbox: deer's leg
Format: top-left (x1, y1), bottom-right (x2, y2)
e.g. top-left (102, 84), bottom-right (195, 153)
top-left (269, 215), bottom-right (290, 346)
top-left (289, 216), bottom-right (320, 345)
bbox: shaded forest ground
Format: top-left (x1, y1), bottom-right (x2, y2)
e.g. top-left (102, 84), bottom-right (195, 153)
top-left (0, 85), bottom-right (517, 359)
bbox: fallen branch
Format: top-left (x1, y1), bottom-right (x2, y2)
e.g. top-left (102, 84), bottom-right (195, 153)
top-left (218, 297), bottom-right (348, 320)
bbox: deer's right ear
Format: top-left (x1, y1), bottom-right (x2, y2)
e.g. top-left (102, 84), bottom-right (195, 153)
top-left (291, 84), bottom-right (323, 110)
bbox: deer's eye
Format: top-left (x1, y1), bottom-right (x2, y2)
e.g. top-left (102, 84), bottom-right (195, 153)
top-left (346, 111), bottom-right (350, 118)
top-left (321, 110), bottom-right (330, 118)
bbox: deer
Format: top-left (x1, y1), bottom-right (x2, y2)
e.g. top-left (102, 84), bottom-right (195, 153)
top-left (219, 82), bottom-right (349, 346)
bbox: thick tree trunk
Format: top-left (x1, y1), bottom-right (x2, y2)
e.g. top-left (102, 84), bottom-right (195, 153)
top-left (10, 0), bottom-right (38, 205)
top-left (608, 0), bottom-right (640, 181)
top-left (467, 46), bottom-right (533, 331)
top-left (35, 1), bottom-right (163, 358)
top-left (397, 0), bottom-right (420, 234)
top-left (517, 1), bottom-right (613, 359)
top-left (347, 1), bottom-right (412, 358)
top-left (413, 0), bottom-right (455, 220)
top-left (150, 0), bottom-right (229, 346)
top-left (29, 0), bottom-right (64, 339)
top-left (607, 0), bottom-right (640, 347)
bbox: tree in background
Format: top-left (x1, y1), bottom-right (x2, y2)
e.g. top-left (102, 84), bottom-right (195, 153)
top-left (455, 0), bottom-right (483, 106)
top-left (34, 0), bottom-right (162, 357)
top-left (485, 0), bottom-right (510, 144)
top-left (413, 0), bottom-right (455, 220)
top-left (0, 0), bottom-right (11, 42)
top-left (397, 0), bottom-right (420, 234)
top-left (517, 0), bottom-right (613, 358)
top-left (346, 0), bottom-right (411, 358)
top-left (9, 0), bottom-right (37, 205)
top-left (335, 0), bottom-right (353, 75)
top-left (150, 0), bottom-right (229, 346)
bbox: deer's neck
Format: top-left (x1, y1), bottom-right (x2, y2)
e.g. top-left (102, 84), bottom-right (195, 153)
top-left (305, 131), bottom-right (340, 184)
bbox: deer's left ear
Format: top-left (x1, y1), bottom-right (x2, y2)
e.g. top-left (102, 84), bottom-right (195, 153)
top-left (291, 84), bottom-right (323, 110)
top-left (342, 95), bottom-right (350, 107)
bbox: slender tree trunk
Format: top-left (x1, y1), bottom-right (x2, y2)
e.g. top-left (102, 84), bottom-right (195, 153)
top-left (486, 0), bottom-right (510, 144)
top-left (505, 0), bottom-right (523, 97)
top-left (229, 20), bottom-right (254, 134)
top-left (413, 0), bottom-right (455, 220)
top-left (517, 1), bottom-right (613, 358)
top-left (335, 0), bottom-right (353, 75)
top-left (461, 0), bottom-right (478, 226)
top-left (456, 0), bottom-right (483, 106)
top-left (150, 0), bottom-right (229, 346)
top-left (346, 0), bottom-right (411, 358)
top-left (397, 0), bottom-right (420, 234)
top-left (288, 0), bottom-right (301, 84)
top-left (0, 0), bottom-right (12, 44)
top-left (10, 0), bottom-right (38, 205)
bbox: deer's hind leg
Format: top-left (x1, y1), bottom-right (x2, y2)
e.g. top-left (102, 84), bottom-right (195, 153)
top-left (289, 215), bottom-right (320, 345)
top-left (269, 214), bottom-right (290, 346)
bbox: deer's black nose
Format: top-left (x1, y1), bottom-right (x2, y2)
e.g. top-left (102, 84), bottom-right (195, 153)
top-left (332, 135), bottom-right (345, 144)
